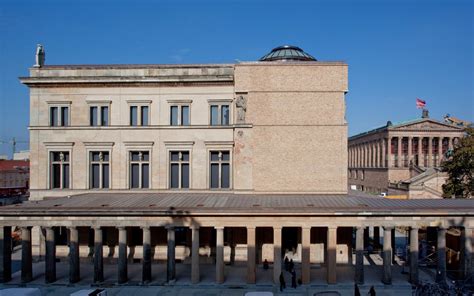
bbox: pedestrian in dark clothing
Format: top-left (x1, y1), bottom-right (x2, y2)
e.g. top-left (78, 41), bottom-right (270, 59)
top-left (291, 270), bottom-right (297, 288)
top-left (368, 286), bottom-right (376, 296)
top-left (279, 272), bottom-right (286, 291)
top-left (284, 256), bottom-right (289, 271)
top-left (354, 283), bottom-right (361, 296)
top-left (289, 259), bottom-right (294, 272)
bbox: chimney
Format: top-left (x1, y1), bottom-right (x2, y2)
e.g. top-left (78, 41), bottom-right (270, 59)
top-left (422, 109), bottom-right (429, 118)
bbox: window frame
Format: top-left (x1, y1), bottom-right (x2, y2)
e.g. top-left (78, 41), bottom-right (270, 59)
top-left (208, 99), bottom-right (232, 126)
top-left (126, 100), bottom-right (152, 126)
top-left (49, 151), bottom-right (71, 189)
top-left (89, 151), bottom-right (111, 189)
top-left (87, 101), bottom-right (111, 127)
top-left (128, 150), bottom-right (151, 189)
top-left (167, 100), bottom-right (192, 126)
top-left (209, 150), bottom-right (231, 189)
top-left (205, 141), bottom-right (233, 190)
top-left (169, 150), bottom-right (191, 189)
top-left (47, 101), bottom-right (71, 127)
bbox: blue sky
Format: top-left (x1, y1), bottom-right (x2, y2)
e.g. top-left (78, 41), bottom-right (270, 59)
top-left (0, 0), bottom-right (472, 157)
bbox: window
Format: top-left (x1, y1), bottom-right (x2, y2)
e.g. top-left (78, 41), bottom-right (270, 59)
top-left (170, 105), bottom-right (190, 126)
top-left (90, 106), bottom-right (109, 126)
top-left (210, 104), bottom-right (230, 126)
top-left (49, 106), bottom-right (69, 126)
top-left (50, 152), bottom-right (70, 189)
top-left (130, 105), bottom-right (150, 126)
top-left (90, 151), bottom-right (110, 189)
top-left (170, 151), bottom-right (190, 189)
top-left (129, 151), bottom-right (150, 188)
top-left (209, 151), bottom-right (230, 189)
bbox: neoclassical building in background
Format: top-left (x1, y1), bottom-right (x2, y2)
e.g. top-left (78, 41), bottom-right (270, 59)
top-left (348, 113), bottom-right (465, 198)
top-left (0, 46), bottom-right (471, 288)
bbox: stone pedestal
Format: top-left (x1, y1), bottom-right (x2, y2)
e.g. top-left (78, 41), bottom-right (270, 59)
top-left (247, 227), bottom-right (256, 284)
top-left (21, 227), bottom-right (32, 283)
top-left (69, 227), bottom-right (80, 283)
top-left (142, 227), bottom-right (151, 283)
top-left (382, 227), bottom-right (392, 285)
top-left (355, 227), bottom-right (364, 284)
top-left (93, 227), bottom-right (104, 283)
top-left (45, 227), bottom-right (56, 283)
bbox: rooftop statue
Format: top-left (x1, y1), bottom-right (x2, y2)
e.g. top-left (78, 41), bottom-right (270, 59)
top-left (34, 44), bottom-right (45, 68)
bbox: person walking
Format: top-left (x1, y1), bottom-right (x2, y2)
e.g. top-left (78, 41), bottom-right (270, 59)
top-left (291, 270), bottom-right (297, 288)
top-left (289, 259), bottom-right (294, 272)
top-left (368, 286), bottom-right (376, 296)
top-left (279, 272), bottom-right (286, 292)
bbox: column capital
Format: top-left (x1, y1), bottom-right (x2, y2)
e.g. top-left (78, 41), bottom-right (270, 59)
top-left (328, 226), bottom-right (338, 230)
top-left (273, 226), bottom-right (282, 231)
top-left (246, 226), bottom-right (256, 230)
top-left (92, 226), bottom-right (102, 231)
top-left (67, 226), bottom-right (77, 230)
top-left (383, 226), bottom-right (394, 231)
top-left (140, 226), bottom-right (150, 230)
top-left (214, 226), bottom-right (224, 230)
top-left (356, 226), bottom-right (365, 231)
top-left (165, 225), bottom-right (175, 230)
top-left (410, 226), bottom-right (420, 231)
top-left (117, 226), bottom-right (127, 231)
top-left (190, 225), bottom-right (200, 230)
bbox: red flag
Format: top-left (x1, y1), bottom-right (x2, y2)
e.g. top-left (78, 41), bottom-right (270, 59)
top-left (416, 98), bottom-right (426, 109)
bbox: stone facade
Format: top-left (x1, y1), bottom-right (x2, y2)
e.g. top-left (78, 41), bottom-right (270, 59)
top-left (348, 117), bottom-right (464, 197)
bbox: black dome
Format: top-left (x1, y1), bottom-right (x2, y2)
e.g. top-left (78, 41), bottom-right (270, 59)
top-left (259, 45), bottom-right (317, 62)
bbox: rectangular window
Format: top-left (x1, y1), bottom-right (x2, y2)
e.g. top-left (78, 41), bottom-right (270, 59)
top-left (49, 106), bottom-right (69, 126)
top-left (90, 151), bottom-right (110, 189)
top-left (170, 151), bottom-right (190, 189)
top-left (170, 105), bottom-right (190, 126)
top-left (141, 106), bottom-right (149, 126)
top-left (129, 151), bottom-right (150, 189)
top-left (130, 106), bottom-right (138, 126)
top-left (209, 104), bottom-right (230, 126)
top-left (50, 151), bottom-right (70, 189)
top-left (209, 151), bottom-right (230, 189)
top-left (90, 107), bottom-right (98, 126)
top-left (89, 105), bottom-right (109, 126)
top-left (130, 105), bottom-right (150, 126)
top-left (101, 106), bottom-right (109, 126)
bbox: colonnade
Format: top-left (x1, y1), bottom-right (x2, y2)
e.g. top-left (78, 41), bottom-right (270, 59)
top-left (0, 224), bottom-right (471, 286)
top-left (349, 136), bottom-right (458, 169)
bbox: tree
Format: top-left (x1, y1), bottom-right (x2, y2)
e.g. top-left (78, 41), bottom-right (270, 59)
top-left (442, 127), bottom-right (474, 198)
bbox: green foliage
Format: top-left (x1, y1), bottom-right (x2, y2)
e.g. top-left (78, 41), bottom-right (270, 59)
top-left (442, 128), bottom-right (474, 198)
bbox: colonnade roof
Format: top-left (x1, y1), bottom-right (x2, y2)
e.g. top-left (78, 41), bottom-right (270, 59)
top-left (1, 191), bottom-right (473, 217)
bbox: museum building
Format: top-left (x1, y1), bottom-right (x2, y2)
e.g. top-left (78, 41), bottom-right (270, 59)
top-left (0, 46), bottom-right (472, 287)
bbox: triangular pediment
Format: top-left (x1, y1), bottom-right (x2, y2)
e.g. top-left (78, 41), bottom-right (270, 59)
top-left (391, 119), bottom-right (464, 131)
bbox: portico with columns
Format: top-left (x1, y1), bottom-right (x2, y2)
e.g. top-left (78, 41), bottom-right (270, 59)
top-left (348, 116), bottom-right (464, 197)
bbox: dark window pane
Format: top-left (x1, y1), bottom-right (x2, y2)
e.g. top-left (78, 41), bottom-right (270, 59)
top-left (170, 106), bottom-right (178, 125)
top-left (142, 164), bottom-right (149, 188)
top-left (103, 152), bottom-right (109, 162)
top-left (222, 151), bottom-right (230, 161)
top-left (170, 164), bottom-right (179, 188)
top-left (91, 164), bottom-right (100, 188)
top-left (61, 107), bottom-right (69, 126)
top-left (102, 164), bottom-right (109, 188)
top-left (170, 152), bottom-right (179, 161)
top-left (141, 106), bottom-right (149, 126)
top-left (210, 164), bottom-right (219, 188)
top-left (142, 151), bottom-right (149, 161)
top-left (181, 106), bottom-right (189, 125)
top-left (52, 152), bottom-right (60, 161)
top-left (63, 164), bottom-right (69, 188)
top-left (221, 164), bottom-right (230, 188)
top-left (221, 105), bottom-right (229, 125)
top-left (50, 107), bottom-right (58, 126)
top-left (182, 151), bottom-right (189, 161)
top-left (131, 152), bottom-right (140, 161)
top-left (210, 105), bottom-right (218, 125)
top-left (181, 164), bottom-right (189, 188)
top-left (101, 106), bottom-right (109, 126)
top-left (90, 107), bottom-right (98, 126)
top-left (130, 106), bottom-right (138, 126)
top-left (210, 152), bottom-right (219, 161)
top-left (92, 152), bottom-right (100, 161)
top-left (63, 152), bottom-right (70, 162)
top-left (52, 164), bottom-right (61, 188)
top-left (131, 164), bottom-right (139, 188)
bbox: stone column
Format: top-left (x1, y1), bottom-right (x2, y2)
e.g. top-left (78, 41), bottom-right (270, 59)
top-left (376, 140), bottom-right (381, 168)
top-left (460, 228), bottom-right (473, 283)
top-left (418, 137), bottom-right (423, 166)
top-left (167, 226), bottom-right (176, 282)
top-left (409, 227), bottom-right (419, 285)
top-left (355, 226), bottom-right (364, 284)
top-left (387, 137), bottom-right (392, 168)
top-left (374, 227), bottom-right (380, 249)
top-left (118, 227), bottom-right (128, 284)
top-left (327, 227), bottom-right (337, 284)
top-left (93, 227), bottom-right (104, 283)
top-left (397, 137), bottom-right (402, 167)
top-left (0, 226), bottom-right (12, 283)
top-left (69, 227), bottom-right (80, 283)
top-left (273, 227), bottom-right (282, 284)
top-left (437, 137), bottom-right (443, 166)
top-left (369, 142), bottom-right (373, 168)
top-left (141, 227), bottom-right (152, 283)
top-left (247, 227), bottom-right (256, 284)
top-left (302, 227), bottom-right (311, 284)
top-left (191, 226), bottom-right (200, 284)
top-left (448, 137), bottom-right (453, 151)
top-left (407, 137), bottom-right (413, 167)
top-left (428, 137), bottom-right (433, 167)
top-left (45, 227), bottom-right (56, 283)
top-left (436, 227), bottom-right (447, 284)
top-left (382, 138), bottom-right (386, 167)
top-left (215, 227), bottom-right (224, 284)
top-left (382, 227), bottom-right (392, 284)
top-left (21, 227), bottom-right (32, 283)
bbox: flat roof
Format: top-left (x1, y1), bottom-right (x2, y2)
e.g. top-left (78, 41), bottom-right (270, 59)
top-left (1, 191), bottom-right (473, 217)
